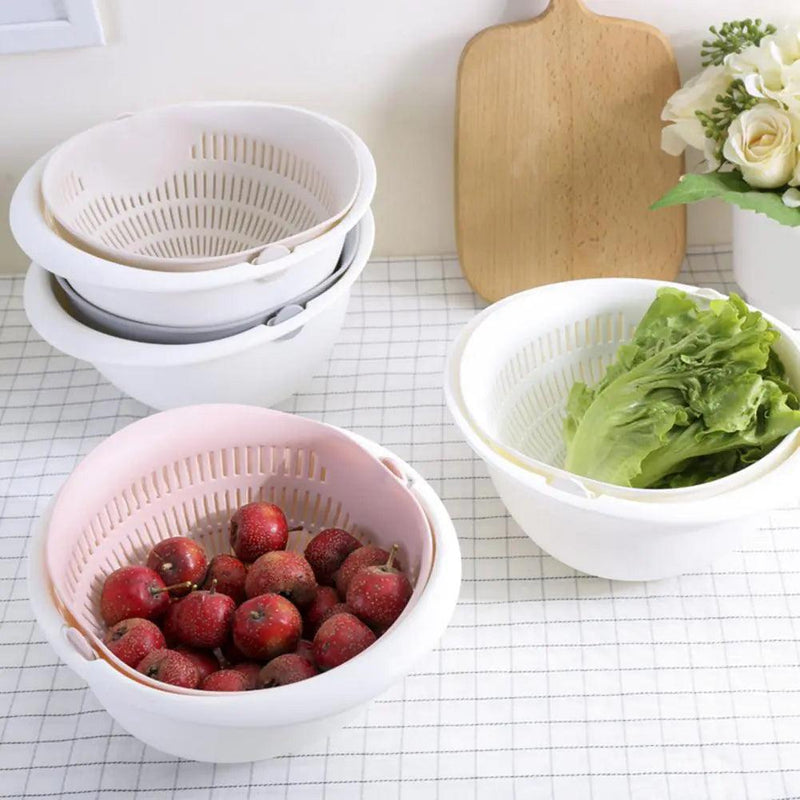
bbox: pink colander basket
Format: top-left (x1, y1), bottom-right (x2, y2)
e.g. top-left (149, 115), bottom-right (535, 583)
top-left (44, 404), bottom-right (433, 695)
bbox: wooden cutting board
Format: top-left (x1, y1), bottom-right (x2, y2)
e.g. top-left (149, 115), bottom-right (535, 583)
top-left (455, 0), bottom-right (686, 301)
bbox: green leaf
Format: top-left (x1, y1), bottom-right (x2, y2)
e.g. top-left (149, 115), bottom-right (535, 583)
top-left (562, 288), bottom-right (800, 489)
top-left (652, 172), bottom-right (800, 227)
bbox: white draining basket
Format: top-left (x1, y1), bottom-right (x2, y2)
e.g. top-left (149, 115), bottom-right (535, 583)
top-left (40, 103), bottom-right (361, 271)
top-left (457, 279), bottom-right (800, 502)
top-left (11, 126), bottom-right (375, 327)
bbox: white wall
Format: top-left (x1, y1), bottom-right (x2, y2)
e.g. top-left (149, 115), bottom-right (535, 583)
top-left (0, 0), bottom-right (794, 273)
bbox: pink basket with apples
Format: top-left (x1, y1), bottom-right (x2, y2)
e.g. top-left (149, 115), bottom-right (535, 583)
top-left (42, 405), bottom-right (433, 695)
top-left (30, 406), bottom-right (460, 762)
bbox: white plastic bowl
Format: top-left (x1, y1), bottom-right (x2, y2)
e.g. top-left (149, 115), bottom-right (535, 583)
top-left (23, 211), bottom-right (373, 410)
top-left (28, 405), bottom-right (462, 762)
top-left (10, 116), bottom-right (376, 327)
top-left (445, 280), bottom-right (800, 581)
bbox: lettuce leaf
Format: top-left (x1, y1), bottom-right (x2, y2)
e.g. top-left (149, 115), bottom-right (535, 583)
top-left (563, 288), bottom-right (800, 489)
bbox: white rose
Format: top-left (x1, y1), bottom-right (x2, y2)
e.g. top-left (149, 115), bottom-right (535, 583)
top-left (727, 33), bottom-right (786, 97)
top-left (772, 26), bottom-right (800, 62)
top-left (661, 65), bottom-right (730, 156)
top-left (723, 104), bottom-right (798, 188)
top-left (774, 60), bottom-right (800, 111)
top-left (728, 27), bottom-right (800, 110)
top-left (755, 58), bottom-right (800, 115)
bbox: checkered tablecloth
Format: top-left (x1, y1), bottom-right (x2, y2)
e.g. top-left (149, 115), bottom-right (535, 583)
top-left (3, 249), bottom-right (800, 800)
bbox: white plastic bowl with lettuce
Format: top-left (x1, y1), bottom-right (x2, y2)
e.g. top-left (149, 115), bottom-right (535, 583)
top-left (445, 278), bottom-right (800, 580)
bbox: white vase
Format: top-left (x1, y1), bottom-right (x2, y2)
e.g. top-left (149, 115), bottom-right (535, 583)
top-left (732, 205), bottom-right (800, 327)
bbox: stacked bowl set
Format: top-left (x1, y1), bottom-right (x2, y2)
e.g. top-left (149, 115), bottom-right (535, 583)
top-left (11, 101), bottom-right (800, 762)
top-left (12, 102), bottom-right (377, 409)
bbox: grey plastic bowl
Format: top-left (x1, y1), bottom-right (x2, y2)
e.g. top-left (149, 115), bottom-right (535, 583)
top-left (54, 221), bottom-right (361, 345)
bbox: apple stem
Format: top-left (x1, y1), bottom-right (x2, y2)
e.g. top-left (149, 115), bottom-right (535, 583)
top-left (209, 578), bottom-right (218, 595)
top-left (288, 525), bottom-right (303, 533)
top-left (152, 580), bottom-right (193, 595)
top-left (385, 544), bottom-right (399, 571)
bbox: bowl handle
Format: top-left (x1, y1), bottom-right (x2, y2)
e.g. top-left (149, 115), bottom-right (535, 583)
top-left (251, 244), bottom-right (294, 282)
top-left (60, 625), bottom-right (98, 670)
top-left (380, 456), bottom-right (415, 490)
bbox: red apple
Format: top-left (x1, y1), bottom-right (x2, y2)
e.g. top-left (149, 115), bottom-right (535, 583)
top-left (174, 645), bottom-right (219, 683)
top-left (303, 586), bottom-right (340, 639)
top-left (100, 566), bottom-right (170, 626)
top-left (304, 528), bottom-right (361, 585)
top-left (313, 612), bottom-right (376, 671)
top-left (317, 602), bottom-right (353, 628)
top-left (202, 554), bottom-right (247, 604)
top-left (146, 537), bottom-right (208, 596)
top-left (161, 601), bottom-right (181, 646)
top-left (136, 648), bottom-right (199, 688)
top-left (201, 669), bottom-right (248, 692)
top-left (295, 639), bottom-right (315, 663)
top-left (245, 551), bottom-right (317, 607)
top-left (229, 502), bottom-right (291, 562)
top-left (334, 546), bottom-right (393, 599)
top-left (230, 661), bottom-right (261, 690)
top-left (260, 653), bottom-right (318, 687)
top-left (103, 618), bottom-right (165, 667)
top-left (232, 593), bottom-right (301, 661)
top-left (172, 587), bottom-right (235, 649)
top-left (346, 545), bottom-right (412, 630)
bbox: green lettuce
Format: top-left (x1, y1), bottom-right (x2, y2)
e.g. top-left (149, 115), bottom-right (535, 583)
top-left (563, 288), bottom-right (800, 489)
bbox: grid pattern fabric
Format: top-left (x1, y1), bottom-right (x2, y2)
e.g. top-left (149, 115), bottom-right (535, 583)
top-left (3, 248), bottom-right (800, 800)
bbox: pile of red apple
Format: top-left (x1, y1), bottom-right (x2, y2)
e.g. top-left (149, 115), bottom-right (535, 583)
top-left (98, 501), bottom-right (412, 691)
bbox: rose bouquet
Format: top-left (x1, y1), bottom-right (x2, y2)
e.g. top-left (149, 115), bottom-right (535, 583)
top-left (654, 19), bottom-right (800, 224)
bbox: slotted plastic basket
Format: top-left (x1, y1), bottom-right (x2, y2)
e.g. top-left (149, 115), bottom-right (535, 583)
top-left (44, 406), bottom-right (432, 695)
top-left (40, 103), bottom-right (361, 271)
top-left (457, 279), bottom-right (800, 503)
